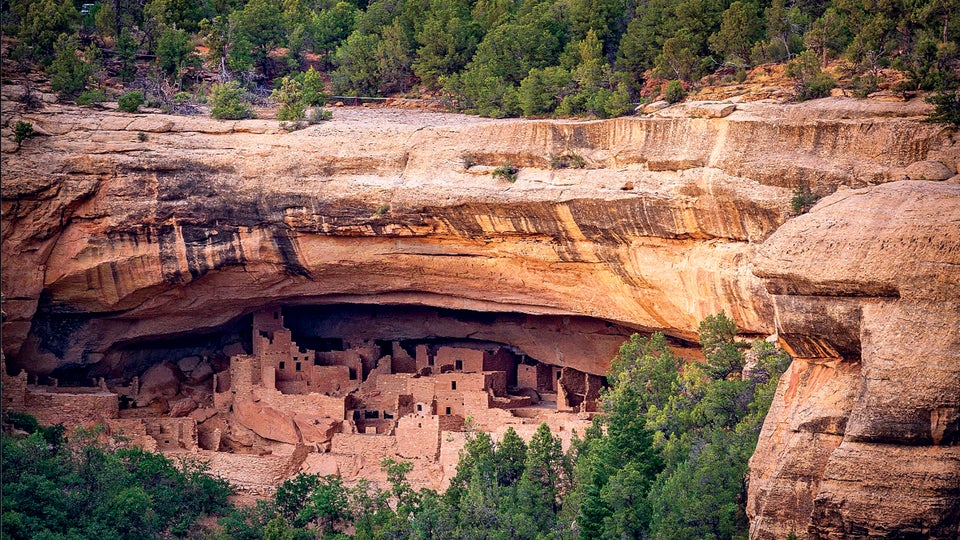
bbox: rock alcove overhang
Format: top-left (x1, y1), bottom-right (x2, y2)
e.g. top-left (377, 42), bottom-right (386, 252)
top-left (16, 299), bottom-right (692, 385)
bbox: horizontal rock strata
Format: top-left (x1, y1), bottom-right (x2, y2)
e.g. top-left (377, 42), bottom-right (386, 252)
top-left (3, 100), bottom-right (954, 377)
top-left (3, 95), bottom-right (960, 536)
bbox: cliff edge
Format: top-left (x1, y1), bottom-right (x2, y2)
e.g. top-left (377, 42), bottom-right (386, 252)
top-left (749, 181), bottom-right (960, 539)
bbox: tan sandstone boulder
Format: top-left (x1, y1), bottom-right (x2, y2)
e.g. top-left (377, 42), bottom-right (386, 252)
top-left (137, 362), bottom-right (181, 405)
top-left (233, 400), bottom-right (300, 444)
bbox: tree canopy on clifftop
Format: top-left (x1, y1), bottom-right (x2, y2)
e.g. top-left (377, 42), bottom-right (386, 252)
top-left (3, 0), bottom-right (958, 118)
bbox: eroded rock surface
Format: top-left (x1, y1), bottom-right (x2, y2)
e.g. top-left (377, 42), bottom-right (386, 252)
top-left (749, 181), bottom-right (960, 539)
top-left (3, 100), bottom-right (954, 379)
top-left (3, 98), bottom-right (960, 534)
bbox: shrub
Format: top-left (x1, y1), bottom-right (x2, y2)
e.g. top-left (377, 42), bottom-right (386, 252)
top-left (548, 153), bottom-right (563, 169)
top-left (518, 66), bottom-right (570, 117)
top-left (299, 67), bottom-right (328, 106)
top-left (492, 162), bottom-right (519, 182)
top-left (850, 73), bottom-right (879, 98)
top-left (13, 120), bottom-right (35, 145)
top-left (601, 82), bottom-right (634, 118)
top-left (663, 80), bottom-right (685, 103)
top-left (4, 410), bottom-right (41, 433)
top-left (568, 153), bottom-right (586, 169)
top-left (791, 186), bottom-right (819, 214)
top-left (48, 34), bottom-right (90, 97)
top-left (461, 152), bottom-right (477, 169)
top-left (76, 88), bottom-right (108, 106)
top-left (307, 108), bottom-right (332, 123)
top-left (277, 101), bottom-right (306, 122)
top-left (118, 91), bottom-right (145, 113)
top-left (272, 77), bottom-right (305, 122)
top-left (786, 51), bottom-right (837, 101)
top-left (796, 72), bottom-right (837, 101)
top-left (210, 81), bottom-right (254, 120)
top-left (925, 91), bottom-right (960, 126)
top-left (548, 153), bottom-right (587, 169)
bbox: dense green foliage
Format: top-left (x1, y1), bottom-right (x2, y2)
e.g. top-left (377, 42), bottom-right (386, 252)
top-left (4, 0), bottom-right (956, 118)
top-left (565, 315), bottom-right (791, 540)
top-left (76, 88), bottom-right (110, 106)
top-left (926, 90), bottom-right (960, 125)
top-left (2, 313), bottom-right (790, 539)
top-left (118, 90), bottom-right (146, 112)
top-left (47, 34), bottom-right (91, 97)
top-left (1, 414), bottom-right (232, 539)
top-left (791, 185), bottom-right (820, 213)
top-left (13, 120), bottom-right (35, 145)
top-left (492, 162), bottom-right (520, 182)
top-left (210, 81), bottom-right (255, 119)
top-left (663, 80), bottom-right (686, 103)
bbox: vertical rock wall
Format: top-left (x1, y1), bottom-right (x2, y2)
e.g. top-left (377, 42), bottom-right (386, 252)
top-left (749, 181), bottom-right (960, 539)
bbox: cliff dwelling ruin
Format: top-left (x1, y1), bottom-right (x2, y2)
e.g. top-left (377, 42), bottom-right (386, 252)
top-left (4, 304), bottom-right (687, 493)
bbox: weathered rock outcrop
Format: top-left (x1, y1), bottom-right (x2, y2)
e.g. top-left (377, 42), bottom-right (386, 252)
top-left (749, 181), bottom-right (960, 539)
top-left (3, 99), bottom-right (953, 379)
top-left (3, 95), bottom-right (960, 535)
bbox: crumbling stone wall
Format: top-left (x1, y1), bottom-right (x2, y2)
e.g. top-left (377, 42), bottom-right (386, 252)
top-left (22, 390), bottom-right (119, 426)
top-left (391, 342), bottom-right (417, 373)
top-left (397, 414), bottom-right (464, 459)
top-left (517, 363), bottom-right (555, 393)
top-left (316, 350), bottom-right (363, 381)
top-left (253, 387), bottom-right (346, 420)
top-left (108, 417), bottom-right (198, 451)
top-left (1, 363), bottom-right (27, 408)
top-left (485, 349), bottom-right (518, 387)
top-left (435, 347), bottom-right (485, 372)
top-left (557, 367), bottom-right (600, 412)
top-left (408, 377), bottom-right (437, 405)
top-left (415, 344), bottom-right (431, 370)
top-left (331, 433), bottom-right (397, 457)
top-left (310, 365), bottom-right (356, 394)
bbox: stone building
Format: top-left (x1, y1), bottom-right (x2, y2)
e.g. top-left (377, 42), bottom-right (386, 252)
top-left (1, 308), bottom-right (605, 494)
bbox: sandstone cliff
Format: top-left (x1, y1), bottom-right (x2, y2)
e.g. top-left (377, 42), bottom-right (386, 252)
top-left (3, 94), bottom-right (959, 536)
top-left (748, 180), bottom-right (960, 539)
top-left (3, 98), bottom-right (952, 376)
